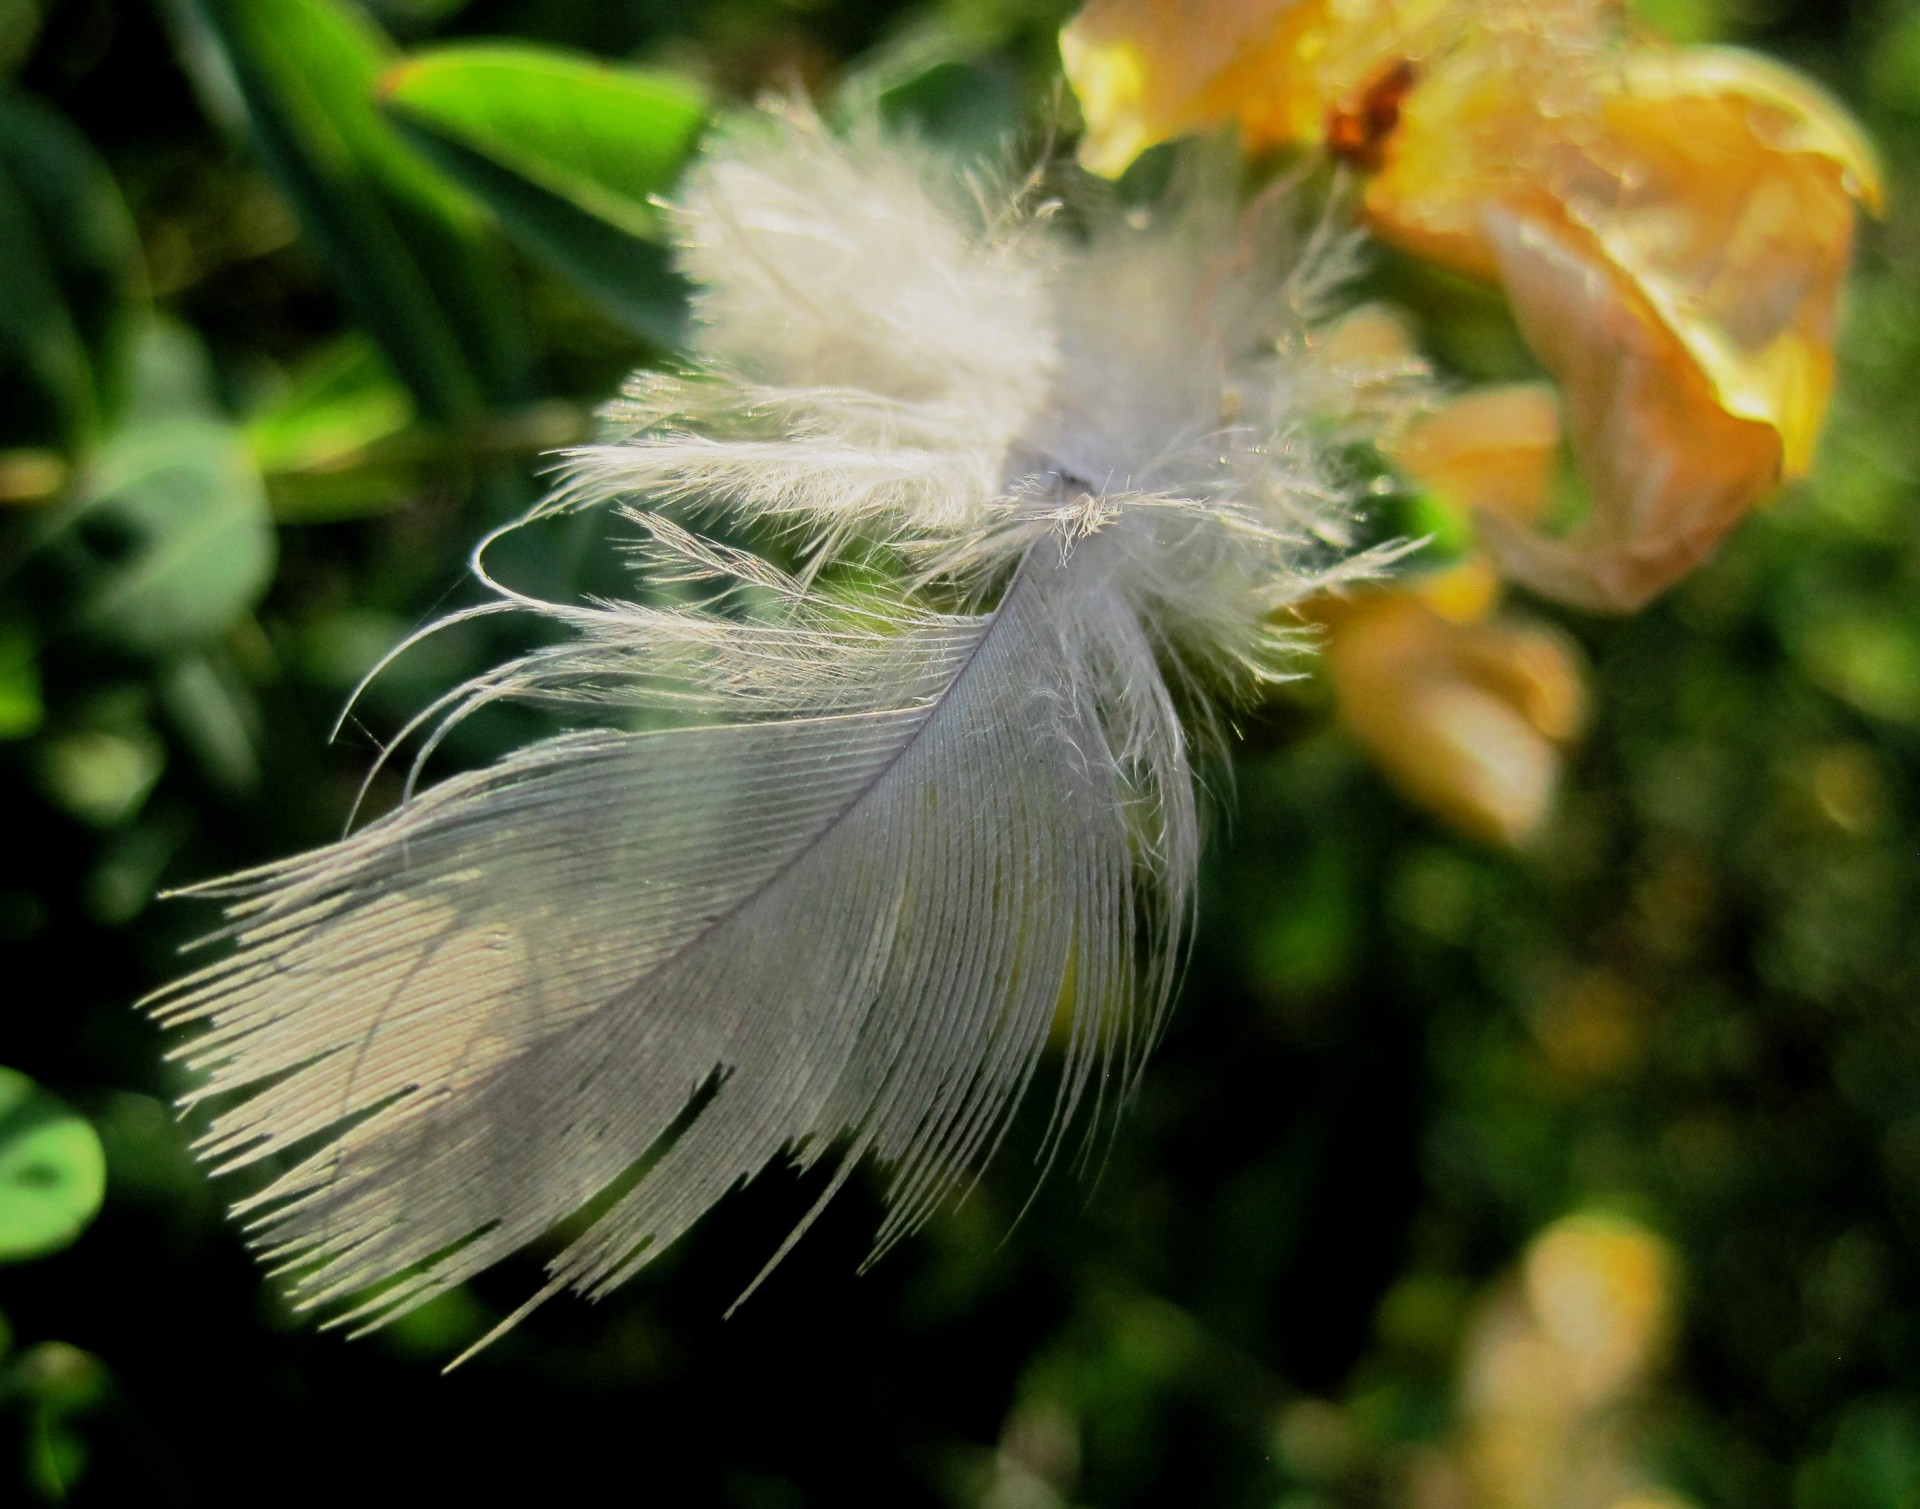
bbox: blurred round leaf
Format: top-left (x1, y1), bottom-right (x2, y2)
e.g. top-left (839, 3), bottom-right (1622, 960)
top-left (1789, 603), bottom-right (1920, 727)
top-left (117, 316), bottom-right (219, 427)
top-left (0, 1067), bottom-right (106, 1264)
top-left (43, 415), bottom-right (274, 654)
top-left (37, 724), bottom-right (165, 828)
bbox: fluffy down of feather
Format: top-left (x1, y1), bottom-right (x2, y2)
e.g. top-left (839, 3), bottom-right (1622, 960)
top-left (145, 106), bottom-right (1392, 1357)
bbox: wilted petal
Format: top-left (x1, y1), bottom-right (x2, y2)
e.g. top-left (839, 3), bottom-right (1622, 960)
top-left (1565, 47), bottom-right (1879, 476)
top-left (1061, 0), bottom-right (1327, 174)
top-left (1391, 382), bottom-right (1561, 524)
top-left (1062, 0), bottom-right (1876, 611)
top-left (1317, 581), bottom-right (1587, 846)
top-left (1315, 299), bottom-right (1418, 368)
top-left (1362, 37), bottom-right (1876, 331)
top-left (1475, 209), bottom-right (1783, 613)
top-left (1358, 12), bottom-right (1603, 280)
top-left (1362, 42), bottom-right (1877, 609)
top-left (1451, 1214), bottom-right (1682, 1509)
top-left (1520, 1214), bottom-right (1677, 1403)
top-left (1061, 0), bottom-right (1478, 175)
top-left (1300, 301), bottom-right (1430, 433)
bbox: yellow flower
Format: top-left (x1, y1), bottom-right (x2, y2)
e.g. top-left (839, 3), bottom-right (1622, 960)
top-left (1060, 0), bottom-right (1502, 175)
top-left (1519, 1214), bottom-right (1676, 1402)
top-left (1063, 0), bottom-right (1880, 611)
top-left (1432, 1213), bottom-right (1684, 1509)
top-left (1061, 0), bottom-right (1639, 178)
top-left (1311, 563), bottom-right (1588, 848)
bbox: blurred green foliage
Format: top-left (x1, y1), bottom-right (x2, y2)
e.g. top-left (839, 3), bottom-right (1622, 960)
top-left (0, 0), bottom-right (1917, 1503)
top-left (0, 1068), bottom-right (103, 1264)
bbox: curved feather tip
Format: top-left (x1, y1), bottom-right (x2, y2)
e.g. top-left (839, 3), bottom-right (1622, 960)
top-left (144, 108), bottom-right (1394, 1356)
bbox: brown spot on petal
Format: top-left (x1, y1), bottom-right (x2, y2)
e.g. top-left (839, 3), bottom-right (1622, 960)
top-left (1327, 58), bottom-right (1419, 172)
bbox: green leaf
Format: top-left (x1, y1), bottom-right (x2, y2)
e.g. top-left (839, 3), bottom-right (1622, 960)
top-left (1789, 604), bottom-right (1920, 727)
top-left (0, 622), bottom-right (41, 740)
top-left (1392, 487), bottom-right (1475, 564)
top-left (246, 333), bottom-right (414, 478)
top-left (0, 1068), bottom-right (106, 1264)
top-left (45, 417), bottom-right (276, 654)
top-left (382, 45), bottom-right (705, 240)
top-left (381, 45), bottom-right (702, 344)
top-left (0, 90), bottom-right (143, 451)
top-left (118, 314), bottom-right (219, 427)
top-left (10, 1340), bottom-right (111, 1499)
top-left (392, 122), bottom-right (690, 346)
top-left (169, 0), bottom-right (524, 420)
top-left (159, 652), bottom-right (262, 793)
top-left (38, 724), bottom-right (166, 829)
top-left (29, 320), bottom-right (275, 654)
top-left (246, 335), bottom-right (423, 521)
top-left (876, 59), bottom-right (1023, 155)
top-left (1868, 6), bottom-right (1920, 115)
top-left (245, 333), bottom-right (422, 520)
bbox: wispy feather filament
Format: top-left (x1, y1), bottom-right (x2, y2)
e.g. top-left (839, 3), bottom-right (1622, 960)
top-left (146, 107), bottom-right (1397, 1351)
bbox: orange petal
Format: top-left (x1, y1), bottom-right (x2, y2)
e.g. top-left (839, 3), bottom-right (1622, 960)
top-left (1409, 555), bottom-right (1503, 624)
top-left (1360, 37), bottom-right (1876, 608)
top-left (1061, 0), bottom-right (1325, 175)
top-left (1359, 18), bottom-right (1595, 282)
top-left (1476, 209), bottom-right (1784, 612)
top-left (1520, 1214), bottom-right (1677, 1403)
top-left (1450, 1214), bottom-right (1682, 1509)
top-left (1615, 46), bottom-right (1881, 213)
top-left (1391, 383), bottom-right (1561, 525)
top-left (1302, 301), bottom-right (1430, 432)
top-left (1061, 0), bottom-right (1481, 175)
top-left (1318, 586), bottom-right (1587, 846)
top-left (1315, 300), bottom-right (1420, 368)
top-left (1062, 0), bottom-right (1876, 610)
top-left (1569, 47), bottom-right (1876, 476)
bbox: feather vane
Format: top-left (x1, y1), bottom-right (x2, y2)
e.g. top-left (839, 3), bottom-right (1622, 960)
top-left (145, 109), bottom-right (1388, 1349)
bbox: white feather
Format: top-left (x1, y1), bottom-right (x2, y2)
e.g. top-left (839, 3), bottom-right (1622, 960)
top-left (146, 107), bottom-right (1388, 1354)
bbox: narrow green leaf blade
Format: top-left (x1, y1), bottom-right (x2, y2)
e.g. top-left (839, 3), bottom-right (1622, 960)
top-left (246, 334), bottom-right (420, 521)
top-left (381, 45), bottom-right (706, 240)
top-left (389, 117), bottom-right (690, 346)
top-left (378, 45), bottom-right (701, 343)
top-left (246, 333), bottom-right (414, 477)
top-left (0, 90), bottom-right (143, 451)
top-left (0, 622), bottom-right (43, 741)
top-left (169, 0), bottom-right (525, 420)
